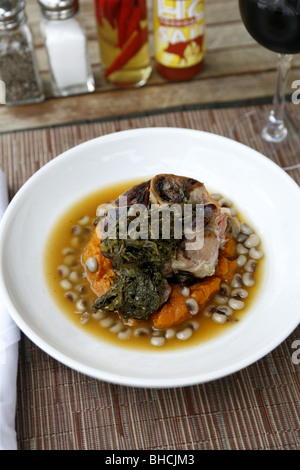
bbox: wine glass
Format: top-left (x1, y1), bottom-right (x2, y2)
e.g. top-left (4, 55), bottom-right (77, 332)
top-left (229, 0), bottom-right (300, 171)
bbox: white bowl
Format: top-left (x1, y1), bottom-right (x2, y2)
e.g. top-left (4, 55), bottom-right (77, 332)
top-left (0, 128), bottom-right (299, 388)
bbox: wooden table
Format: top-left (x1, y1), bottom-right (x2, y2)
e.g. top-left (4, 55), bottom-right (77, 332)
top-left (1, 0), bottom-right (300, 133)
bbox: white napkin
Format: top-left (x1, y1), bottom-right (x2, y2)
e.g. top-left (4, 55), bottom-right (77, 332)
top-left (0, 169), bottom-right (20, 450)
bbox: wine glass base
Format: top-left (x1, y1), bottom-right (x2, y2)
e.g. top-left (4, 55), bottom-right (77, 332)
top-left (229, 109), bottom-right (300, 171)
top-left (261, 123), bottom-right (287, 143)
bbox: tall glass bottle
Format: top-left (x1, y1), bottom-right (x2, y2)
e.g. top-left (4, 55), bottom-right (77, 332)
top-left (154, 0), bottom-right (205, 81)
top-left (94, 0), bottom-right (152, 87)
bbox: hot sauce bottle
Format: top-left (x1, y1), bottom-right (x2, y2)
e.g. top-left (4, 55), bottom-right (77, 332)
top-left (154, 0), bottom-right (205, 81)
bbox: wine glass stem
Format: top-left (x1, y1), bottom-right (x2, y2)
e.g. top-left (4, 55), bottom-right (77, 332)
top-left (262, 54), bottom-right (293, 143)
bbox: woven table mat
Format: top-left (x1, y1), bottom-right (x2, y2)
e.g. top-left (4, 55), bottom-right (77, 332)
top-left (1, 104), bottom-right (299, 450)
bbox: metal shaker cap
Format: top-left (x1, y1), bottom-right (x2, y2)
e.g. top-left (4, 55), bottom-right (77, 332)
top-left (37, 0), bottom-right (79, 20)
top-left (0, 0), bottom-right (26, 31)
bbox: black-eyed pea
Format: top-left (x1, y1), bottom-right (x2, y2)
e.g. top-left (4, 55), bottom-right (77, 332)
top-left (231, 273), bottom-right (243, 288)
top-left (60, 279), bottom-right (73, 290)
top-left (249, 247), bottom-right (263, 259)
top-left (244, 233), bottom-right (260, 248)
top-left (185, 298), bottom-right (199, 315)
top-left (216, 305), bottom-right (233, 316)
top-left (150, 336), bottom-right (165, 346)
top-left (245, 259), bottom-right (257, 273)
top-left (134, 327), bottom-right (151, 337)
top-left (181, 286), bottom-right (190, 297)
top-left (187, 320), bottom-right (199, 330)
top-left (118, 329), bottom-right (131, 340)
top-left (100, 316), bottom-right (115, 328)
top-left (231, 288), bottom-right (248, 299)
top-left (78, 216), bottom-right (90, 225)
top-left (236, 254), bottom-right (247, 267)
top-left (176, 327), bottom-right (193, 340)
top-left (214, 294), bottom-right (229, 305)
top-left (203, 304), bottom-right (216, 317)
top-left (86, 257), bottom-right (98, 273)
top-left (64, 291), bottom-right (78, 302)
top-left (228, 298), bottom-right (245, 310)
top-left (91, 310), bottom-right (106, 320)
top-left (110, 322), bottom-right (123, 334)
top-left (237, 243), bottom-right (248, 255)
top-left (240, 222), bottom-right (253, 235)
top-left (165, 328), bottom-right (176, 339)
top-left (71, 224), bottom-right (82, 236)
top-left (243, 272), bottom-right (255, 287)
top-left (58, 265), bottom-right (70, 278)
top-left (69, 270), bottom-right (80, 282)
top-left (75, 299), bottom-right (87, 312)
top-left (212, 312), bottom-right (227, 324)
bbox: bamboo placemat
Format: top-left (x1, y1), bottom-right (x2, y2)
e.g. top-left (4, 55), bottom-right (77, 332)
top-left (1, 104), bottom-right (299, 450)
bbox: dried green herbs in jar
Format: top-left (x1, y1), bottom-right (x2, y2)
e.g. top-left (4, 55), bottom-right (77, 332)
top-left (0, 0), bottom-right (44, 106)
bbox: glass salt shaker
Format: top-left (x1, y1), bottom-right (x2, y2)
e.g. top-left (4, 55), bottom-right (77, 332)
top-left (37, 0), bottom-right (95, 97)
top-left (0, 0), bottom-right (45, 106)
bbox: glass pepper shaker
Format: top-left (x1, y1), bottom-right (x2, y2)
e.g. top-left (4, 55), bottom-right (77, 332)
top-left (37, 0), bottom-right (95, 97)
top-left (0, 0), bottom-right (45, 106)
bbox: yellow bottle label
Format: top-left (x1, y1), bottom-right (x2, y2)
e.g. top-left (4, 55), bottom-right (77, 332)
top-left (154, 0), bottom-right (205, 69)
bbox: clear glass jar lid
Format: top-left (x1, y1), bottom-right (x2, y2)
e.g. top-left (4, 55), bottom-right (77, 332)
top-left (0, 0), bottom-right (26, 31)
top-left (37, 0), bottom-right (79, 20)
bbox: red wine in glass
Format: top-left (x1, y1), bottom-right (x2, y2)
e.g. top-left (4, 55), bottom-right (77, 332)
top-left (233, 0), bottom-right (300, 149)
top-left (239, 0), bottom-right (300, 54)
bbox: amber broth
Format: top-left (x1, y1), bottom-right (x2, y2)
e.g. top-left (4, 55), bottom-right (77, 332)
top-left (44, 179), bottom-right (264, 352)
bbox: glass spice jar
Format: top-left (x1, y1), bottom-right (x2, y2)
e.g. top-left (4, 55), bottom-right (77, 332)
top-left (0, 0), bottom-right (45, 106)
top-left (94, 0), bottom-right (152, 87)
top-left (38, 0), bottom-right (95, 97)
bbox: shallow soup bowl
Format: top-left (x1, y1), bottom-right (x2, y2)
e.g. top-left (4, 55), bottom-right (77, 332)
top-left (0, 128), bottom-right (299, 388)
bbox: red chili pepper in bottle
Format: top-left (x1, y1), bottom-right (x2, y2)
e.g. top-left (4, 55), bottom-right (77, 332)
top-left (94, 0), bottom-right (104, 26)
top-left (137, 0), bottom-right (147, 20)
top-left (124, 5), bottom-right (141, 43)
top-left (98, 0), bottom-right (106, 16)
top-left (104, 27), bottom-right (149, 78)
top-left (105, 0), bottom-right (120, 29)
top-left (117, 0), bottom-right (134, 48)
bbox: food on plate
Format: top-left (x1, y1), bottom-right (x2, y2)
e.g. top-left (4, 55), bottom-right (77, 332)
top-left (50, 174), bottom-right (263, 349)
